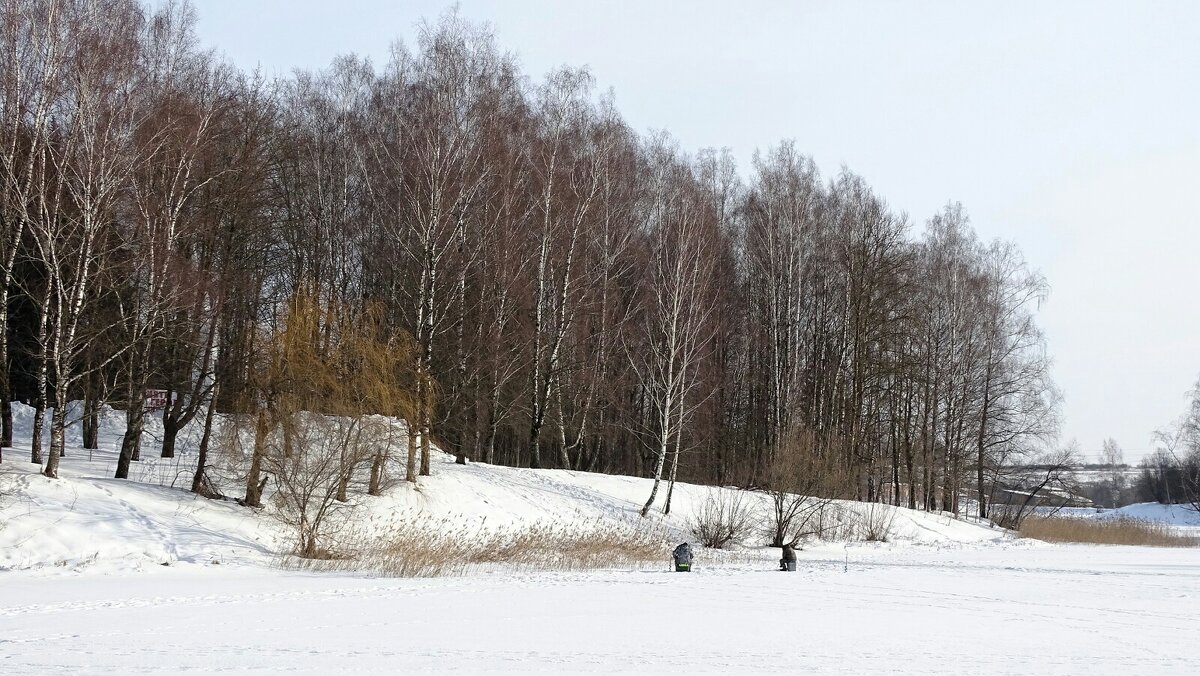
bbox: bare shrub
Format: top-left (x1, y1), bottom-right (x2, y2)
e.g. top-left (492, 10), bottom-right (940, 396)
top-left (990, 445), bottom-right (1081, 529)
top-left (241, 292), bottom-right (417, 509)
top-left (362, 416), bottom-right (410, 496)
top-left (265, 412), bottom-right (375, 558)
top-left (787, 501), bottom-right (896, 543)
top-left (231, 293), bottom-right (419, 556)
top-left (811, 503), bottom-right (857, 541)
top-left (763, 431), bottom-right (848, 547)
top-left (858, 502), bottom-right (897, 542)
top-left (0, 466), bottom-right (13, 520)
top-left (1019, 516), bottom-right (1199, 547)
top-left (689, 489), bottom-right (756, 549)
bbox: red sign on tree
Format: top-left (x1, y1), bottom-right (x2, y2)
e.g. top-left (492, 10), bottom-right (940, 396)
top-left (144, 389), bottom-right (168, 411)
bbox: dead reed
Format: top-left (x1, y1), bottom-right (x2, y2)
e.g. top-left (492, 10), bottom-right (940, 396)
top-left (291, 518), bottom-right (670, 577)
top-left (1019, 515), bottom-right (1198, 547)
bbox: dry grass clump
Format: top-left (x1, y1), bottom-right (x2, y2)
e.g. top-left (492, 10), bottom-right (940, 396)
top-left (1020, 516), bottom-right (1199, 547)
top-left (297, 518), bottom-right (671, 577)
top-left (363, 525), bottom-right (476, 577)
top-left (469, 521), bottom-right (667, 571)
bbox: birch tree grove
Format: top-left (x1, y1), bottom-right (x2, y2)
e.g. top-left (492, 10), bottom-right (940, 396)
top-left (0, 2), bottom-right (1059, 521)
top-left (32, 0), bottom-right (151, 478)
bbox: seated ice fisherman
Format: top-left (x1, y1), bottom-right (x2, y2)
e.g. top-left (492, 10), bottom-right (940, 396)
top-left (673, 543), bottom-right (693, 571)
top-left (779, 544), bottom-right (797, 571)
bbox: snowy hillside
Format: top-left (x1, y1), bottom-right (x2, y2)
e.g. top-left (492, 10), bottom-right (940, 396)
top-left (1, 402), bottom-right (1008, 575)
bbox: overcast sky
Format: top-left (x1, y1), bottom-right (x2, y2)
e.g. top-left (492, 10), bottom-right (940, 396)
top-left (192, 0), bottom-right (1200, 463)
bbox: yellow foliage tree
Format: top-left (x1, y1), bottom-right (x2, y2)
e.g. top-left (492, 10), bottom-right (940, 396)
top-left (243, 290), bottom-right (419, 556)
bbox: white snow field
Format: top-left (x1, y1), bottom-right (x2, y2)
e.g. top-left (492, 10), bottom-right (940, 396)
top-left (2, 403), bottom-right (1200, 674)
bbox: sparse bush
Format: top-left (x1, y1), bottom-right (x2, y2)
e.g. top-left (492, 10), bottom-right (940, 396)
top-left (784, 501), bottom-right (896, 543)
top-left (811, 503), bottom-right (857, 541)
top-left (858, 502), bottom-right (897, 542)
top-left (265, 412), bottom-right (376, 558)
top-left (1136, 446), bottom-right (1200, 511)
top-left (764, 493), bottom-right (831, 547)
top-left (990, 446), bottom-right (1083, 529)
top-left (1019, 515), bottom-right (1198, 547)
top-left (238, 292), bottom-right (418, 511)
top-left (762, 432), bottom-right (846, 547)
top-left (989, 502), bottom-right (1023, 530)
top-left (689, 489), bottom-right (756, 549)
top-left (233, 292), bottom-right (419, 557)
top-left (0, 468), bottom-right (12, 521)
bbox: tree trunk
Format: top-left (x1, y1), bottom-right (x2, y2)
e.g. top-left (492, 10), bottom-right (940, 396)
top-left (640, 440), bottom-right (669, 518)
top-left (527, 421), bottom-right (542, 470)
top-left (31, 290), bottom-right (51, 463)
top-left (663, 403), bottom-right (686, 516)
top-left (82, 379), bottom-right (101, 450)
top-left (420, 419), bottom-right (431, 476)
top-left (368, 448), bottom-right (386, 496)
top-left (976, 374), bottom-right (993, 520)
top-left (191, 388), bottom-right (217, 496)
top-left (82, 400), bottom-right (99, 451)
top-left (453, 408), bottom-right (467, 465)
top-left (405, 421), bottom-right (418, 483)
top-left (161, 414), bottom-right (179, 458)
top-left (484, 428), bottom-right (496, 466)
top-left (663, 442), bottom-right (681, 516)
top-left (0, 392), bottom-right (11, 452)
top-left (43, 395), bottom-right (67, 478)
top-left (31, 394), bottom-right (45, 465)
top-left (0, 287), bottom-right (10, 451)
top-left (115, 404), bottom-right (144, 479)
top-left (243, 406), bottom-right (269, 507)
top-left (406, 371), bottom-right (423, 482)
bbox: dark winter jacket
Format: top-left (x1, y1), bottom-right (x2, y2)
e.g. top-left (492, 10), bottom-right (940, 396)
top-left (673, 543), bottom-right (693, 564)
top-left (781, 545), bottom-right (797, 563)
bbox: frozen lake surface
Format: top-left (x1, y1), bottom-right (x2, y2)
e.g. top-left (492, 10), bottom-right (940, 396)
top-left (3, 544), bottom-right (1197, 674)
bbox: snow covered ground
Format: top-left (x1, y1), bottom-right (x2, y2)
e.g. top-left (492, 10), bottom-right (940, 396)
top-left (3, 545), bottom-right (1198, 674)
top-left (3, 403), bottom-right (1200, 673)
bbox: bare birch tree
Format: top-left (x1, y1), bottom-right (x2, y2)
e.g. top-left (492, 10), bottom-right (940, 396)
top-left (115, 3), bottom-right (225, 478)
top-left (631, 143), bottom-right (719, 517)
